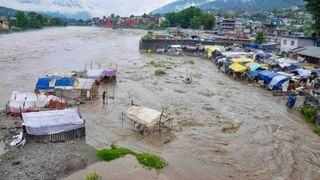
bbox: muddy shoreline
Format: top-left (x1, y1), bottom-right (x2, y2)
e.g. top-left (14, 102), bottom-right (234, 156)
top-left (1, 27), bottom-right (320, 180)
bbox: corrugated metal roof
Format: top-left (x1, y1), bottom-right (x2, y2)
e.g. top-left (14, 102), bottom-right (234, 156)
top-left (295, 46), bottom-right (320, 59)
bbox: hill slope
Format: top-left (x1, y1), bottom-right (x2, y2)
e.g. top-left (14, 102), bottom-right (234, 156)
top-left (151, 0), bottom-right (304, 14)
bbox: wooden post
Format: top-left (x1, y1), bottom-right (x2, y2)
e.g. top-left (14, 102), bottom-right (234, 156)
top-left (159, 107), bottom-right (165, 134)
top-left (121, 112), bottom-right (124, 128)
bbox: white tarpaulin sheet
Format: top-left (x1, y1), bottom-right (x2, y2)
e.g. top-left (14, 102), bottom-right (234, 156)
top-left (22, 109), bottom-right (85, 135)
top-left (127, 106), bottom-right (167, 128)
top-left (86, 69), bottom-right (104, 79)
top-left (7, 91), bottom-right (64, 113)
top-left (74, 78), bottom-right (95, 90)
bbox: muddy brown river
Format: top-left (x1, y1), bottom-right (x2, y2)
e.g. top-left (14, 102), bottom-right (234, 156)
top-left (1, 27), bottom-right (320, 180)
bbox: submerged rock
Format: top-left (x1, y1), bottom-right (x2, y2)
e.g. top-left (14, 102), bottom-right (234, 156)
top-left (154, 69), bottom-right (166, 76)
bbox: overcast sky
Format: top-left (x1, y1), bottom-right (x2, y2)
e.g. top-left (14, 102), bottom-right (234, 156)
top-left (0, 0), bottom-right (176, 16)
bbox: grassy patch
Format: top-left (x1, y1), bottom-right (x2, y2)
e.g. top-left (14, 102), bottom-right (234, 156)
top-left (0, 153), bottom-right (8, 163)
top-left (97, 145), bottom-right (167, 169)
top-left (186, 60), bottom-right (196, 65)
top-left (314, 128), bottom-right (320, 136)
top-left (96, 145), bottom-right (135, 162)
top-left (136, 153), bottom-right (167, 169)
top-left (86, 171), bottom-right (101, 180)
top-left (301, 106), bottom-right (317, 124)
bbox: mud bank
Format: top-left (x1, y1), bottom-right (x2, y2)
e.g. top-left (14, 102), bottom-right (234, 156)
top-left (0, 27), bottom-right (320, 180)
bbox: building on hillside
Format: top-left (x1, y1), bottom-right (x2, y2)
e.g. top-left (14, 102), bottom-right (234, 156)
top-left (221, 19), bottom-right (236, 32)
top-left (0, 16), bottom-right (9, 29)
top-left (264, 18), bottom-right (288, 36)
top-left (290, 46), bottom-right (320, 65)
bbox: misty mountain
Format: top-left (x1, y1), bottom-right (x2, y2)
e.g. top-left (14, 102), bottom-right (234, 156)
top-left (151, 0), bottom-right (305, 14)
top-left (0, 0), bottom-right (101, 19)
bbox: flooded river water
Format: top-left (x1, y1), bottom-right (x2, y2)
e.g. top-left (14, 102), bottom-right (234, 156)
top-left (1, 27), bottom-right (320, 179)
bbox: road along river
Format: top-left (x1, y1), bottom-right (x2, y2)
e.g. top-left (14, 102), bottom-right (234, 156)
top-left (1, 27), bottom-right (320, 179)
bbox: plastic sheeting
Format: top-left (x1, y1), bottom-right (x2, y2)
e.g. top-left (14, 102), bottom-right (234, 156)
top-left (127, 106), bottom-right (168, 128)
top-left (257, 70), bottom-right (278, 84)
top-left (205, 45), bottom-right (225, 58)
top-left (36, 77), bottom-right (55, 91)
top-left (229, 63), bottom-right (248, 73)
top-left (246, 62), bottom-right (261, 71)
top-left (268, 75), bottom-right (290, 90)
top-left (232, 58), bottom-right (254, 63)
top-left (22, 109), bottom-right (85, 136)
top-left (73, 78), bottom-right (95, 90)
top-left (6, 91), bottom-right (65, 115)
top-left (36, 77), bottom-right (75, 91)
top-left (292, 69), bottom-right (311, 77)
top-left (86, 69), bottom-right (104, 79)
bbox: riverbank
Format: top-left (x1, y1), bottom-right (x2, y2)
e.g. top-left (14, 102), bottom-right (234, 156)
top-left (1, 27), bottom-right (320, 179)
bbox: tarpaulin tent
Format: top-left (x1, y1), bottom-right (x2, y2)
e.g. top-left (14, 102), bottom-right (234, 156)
top-left (6, 91), bottom-right (65, 116)
top-left (36, 77), bottom-right (55, 91)
top-left (229, 63), bottom-right (248, 73)
top-left (232, 58), bottom-right (254, 64)
top-left (222, 52), bottom-right (253, 58)
top-left (246, 70), bottom-right (262, 79)
top-left (22, 109), bottom-right (85, 136)
top-left (257, 70), bottom-right (278, 84)
top-left (102, 70), bottom-right (117, 78)
top-left (291, 69), bottom-right (311, 77)
top-left (245, 62), bottom-right (261, 71)
top-left (268, 75), bottom-right (290, 90)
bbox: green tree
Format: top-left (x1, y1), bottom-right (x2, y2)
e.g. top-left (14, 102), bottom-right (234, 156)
top-left (148, 22), bottom-right (155, 30)
top-left (15, 11), bottom-right (29, 29)
top-left (202, 13), bottom-right (216, 30)
top-left (160, 19), bottom-right (170, 28)
top-left (190, 16), bottom-right (202, 29)
top-left (304, 0), bottom-right (320, 36)
top-left (255, 32), bottom-right (266, 44)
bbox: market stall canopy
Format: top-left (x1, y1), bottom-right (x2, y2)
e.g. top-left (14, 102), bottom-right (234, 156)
top-left (205, 45), bottom-right (225, 58)
top-left (22, 109), bottom-right (85, 136)
top-left (222, 52), bottom-right (253, 58)
top-left (245, 62), bottom-right (261, 71)
top-left (291, 69), bottom-right (311, 77)
top-left (268, 75), bottom-right (290, 90)
top-left (102, 70), bottom-right (117, 78)
top-left (229, 63), bottom-right (248, 73)
top-left (36, 77), bottom-right (75, 91)
top-left (257, 70), bottom-right (278, 84)
top-left (232, 58), bottom-right (254, 64)
top-left (127, 106), bottom-right (167, 128)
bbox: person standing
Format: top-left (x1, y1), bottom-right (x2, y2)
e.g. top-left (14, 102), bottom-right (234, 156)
top-left (102, 91), bottom-right (106, 105)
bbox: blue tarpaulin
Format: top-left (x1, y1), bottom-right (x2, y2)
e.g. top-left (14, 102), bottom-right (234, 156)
top-left (292, 69), bottom-right (311, 77)
top-left (268, 75), bottom-right (290, 90)
top-left (36, 77), bottom-right (55, 90)
top-left (55, 78), bottom-right (75, 87)
top-left (36, 77), bottom-right (75, 90)
top-left (257, 70), bottom-right (278, 84)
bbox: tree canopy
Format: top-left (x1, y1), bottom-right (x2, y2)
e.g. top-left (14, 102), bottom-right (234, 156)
top-left (15, 11), bottom-right (65, 30)
top-left (255, 32), bottom-right (267, 44)
top-left (165, 7), bottom-right (216, 30)
top-left (304, 0), bottom-right (320, 36)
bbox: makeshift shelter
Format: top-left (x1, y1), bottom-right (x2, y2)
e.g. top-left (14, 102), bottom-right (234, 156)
top-left (102, 69), bottom-right (117, 81)
top-left (257, 70), bottom-right (278, 84)
top-left (73, 78), bottom-right (98, 100)
top-left (268, 75), bottom-right (290, 90)
top-left (126, 106), bottom-right (172, 133)
top-left (229, 63), bottom-right (248, 73)
top-left (222, 52), bottom-right (253, 58)
top-left (6, 91), bottom-right (66, 116)
top-left (35, 77), bottom-right (75, 92)
top-left (22, 109), bottom-right (85, 141)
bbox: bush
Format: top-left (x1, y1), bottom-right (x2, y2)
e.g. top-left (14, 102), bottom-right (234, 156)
top-left (314, 127), bottom-right (320, 136)
top-left (301, 106), bottom-right (317, 124)
top-left (96, 145), bottom-right (134, 161)
top-left (187, 60), bottom-right (195, 65)
top-left (136, 153), bottom-right (167, 169)
top-left (143, 34), bottom-right (153, 40)
top-left (86, 171), bottom-right (101, 180)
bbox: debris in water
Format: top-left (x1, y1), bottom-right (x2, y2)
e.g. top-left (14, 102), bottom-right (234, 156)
top-left (222, 123), bottom-right (241, 134)
top-left (154, 69), bottom-right (166, 76)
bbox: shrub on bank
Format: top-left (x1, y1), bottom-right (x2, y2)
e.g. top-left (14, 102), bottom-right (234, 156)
top-left (86, 171), bottom-right (101, 180)
top-left (136, 153), bottom-right (167, 169)
top-left (314, 128), bottom-right (320, 136)
top-left (96, 145), bottom-right (167, 169)
top-left (301, 106), bottom-right (317, 124)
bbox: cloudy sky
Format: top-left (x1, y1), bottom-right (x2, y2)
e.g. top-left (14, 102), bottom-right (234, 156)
top-left (0, 0), bottom-right (176, 16)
